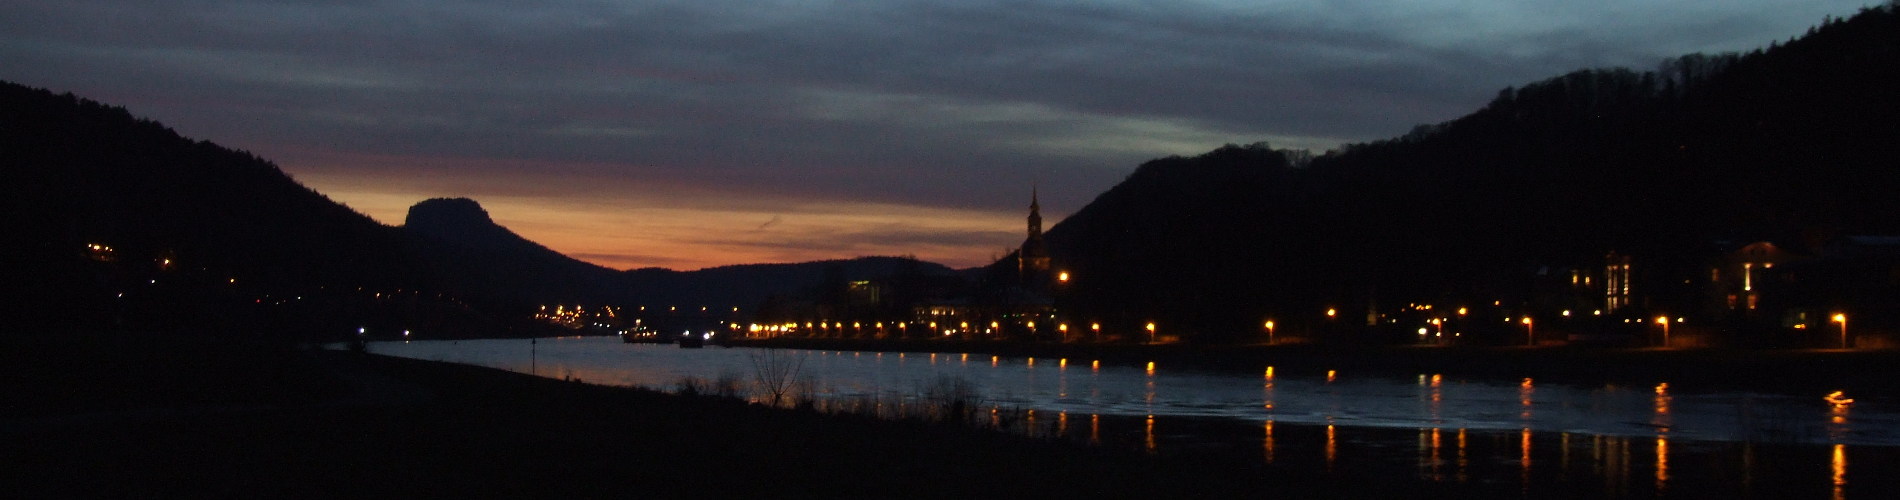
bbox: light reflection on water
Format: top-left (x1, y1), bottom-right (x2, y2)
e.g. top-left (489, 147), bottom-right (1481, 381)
top-left (366, 337), bottom-right (1899, 496)
top-left (368, 337), bottom-right (1899, 446)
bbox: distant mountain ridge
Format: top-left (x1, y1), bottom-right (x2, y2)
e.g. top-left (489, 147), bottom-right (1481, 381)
top-left (2, 81), bottom-right (962, 337)
top-left (398, 197), bottom-right (959, 309)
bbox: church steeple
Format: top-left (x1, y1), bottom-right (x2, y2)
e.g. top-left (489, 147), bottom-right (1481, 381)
top-left (1019, 186), bottom-right (1050, 278)
top-left (1027, 186), bottom-right (1043, 239)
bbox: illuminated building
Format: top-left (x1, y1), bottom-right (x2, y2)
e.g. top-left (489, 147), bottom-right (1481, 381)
top-left (1605, 252), bottom-right (1632, 312)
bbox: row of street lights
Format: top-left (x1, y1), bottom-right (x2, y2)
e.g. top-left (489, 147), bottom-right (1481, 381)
top-left (1279, 306), bottom-right (1854, 349)
top-left (762, 306), bottom-right (1853, 348)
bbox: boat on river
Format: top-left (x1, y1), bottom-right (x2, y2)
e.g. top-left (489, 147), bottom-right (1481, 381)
top-left (677, 332), bottom-right (706, 348)
top-left (620, 327), bottom-right (671, 344)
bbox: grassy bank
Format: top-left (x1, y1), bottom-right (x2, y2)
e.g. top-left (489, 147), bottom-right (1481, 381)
top-left (727, 338), bottom-right (1900, 394)
top-left (6, 349), bottom-right (1503, 498)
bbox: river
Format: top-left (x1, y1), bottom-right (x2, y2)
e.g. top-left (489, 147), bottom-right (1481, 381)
top-left (366, 337), bottom-right (1897, 498)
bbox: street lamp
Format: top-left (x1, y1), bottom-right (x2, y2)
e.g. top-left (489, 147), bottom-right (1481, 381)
top-left (1146, 322), bottom-right (1157, 343)
top-left (1655, 316), bottom-right (1670, 348)
top-left (1521, 317), bottom-right (1533, 346)
top-left (1833, 313), bottom-right (1848, 349)
top-left (1264, 320), bottom-right (1276, 345)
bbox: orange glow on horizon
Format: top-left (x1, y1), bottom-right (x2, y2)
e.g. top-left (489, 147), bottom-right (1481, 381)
top-left (292, 164), bottom-right (1031, 271)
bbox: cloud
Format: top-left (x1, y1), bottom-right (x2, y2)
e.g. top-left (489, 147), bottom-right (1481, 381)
top-left (1, 0), bottom-right (1874, 269)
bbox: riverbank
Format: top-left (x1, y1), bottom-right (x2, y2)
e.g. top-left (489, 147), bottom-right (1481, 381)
top-left (7, 348), bottom-right (1512, 498)
top-left (726, 338), bottom-right (1900, 394)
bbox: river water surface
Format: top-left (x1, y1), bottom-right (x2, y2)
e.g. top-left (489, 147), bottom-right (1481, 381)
top-left (367, 337), bottom-right (1897, 498)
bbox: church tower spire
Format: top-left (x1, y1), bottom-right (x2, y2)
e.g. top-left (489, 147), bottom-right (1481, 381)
top-left (1019, 186), bottom-right (1050, 279)
top-left (1028, 185), bottom-right (1043, 239)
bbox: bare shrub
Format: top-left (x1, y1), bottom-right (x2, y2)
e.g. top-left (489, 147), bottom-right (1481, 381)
top-left (789, 375), bottom-right (820, 411)
top-left (712, 370), bottom-right (745, 399)
top-left (675, 376), bottom-right (709, 397)
top-left (920, 375), bottom-right (983, 424)
top-left (748, 349), bottom-right (807, 407)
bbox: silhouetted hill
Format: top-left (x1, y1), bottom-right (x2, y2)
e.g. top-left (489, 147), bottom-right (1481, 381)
top-left (1040, 4), bottom-right (1900, 342)
top-left (1, 80), bottom-right (965, 339)
top-left (0, 81), bottom-right (448, 337)
top-left (1041, 144), bottom-right (1305, 341)
top-left (401, 197), bottom-right (623, 307)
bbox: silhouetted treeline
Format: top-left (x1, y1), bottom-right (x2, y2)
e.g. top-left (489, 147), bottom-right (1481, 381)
top-left (1039, 4), bottom-right (1900, 342)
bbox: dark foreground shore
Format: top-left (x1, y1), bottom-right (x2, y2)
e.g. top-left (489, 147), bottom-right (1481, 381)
top-left (4, 346), bottom-right (1511, 499)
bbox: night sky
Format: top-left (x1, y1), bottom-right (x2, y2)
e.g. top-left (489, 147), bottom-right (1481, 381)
top-left (2, 1), bottom-right (1872, 270)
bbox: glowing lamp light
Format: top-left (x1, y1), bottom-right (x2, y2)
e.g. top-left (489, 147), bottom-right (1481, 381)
top-left (1832, 313), bottom-right (1850, 349)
